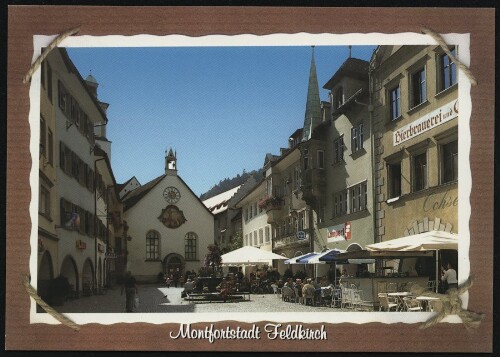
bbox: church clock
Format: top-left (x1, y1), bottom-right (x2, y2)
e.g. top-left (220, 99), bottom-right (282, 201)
top-left (163, 186), bottom-right (181, 204)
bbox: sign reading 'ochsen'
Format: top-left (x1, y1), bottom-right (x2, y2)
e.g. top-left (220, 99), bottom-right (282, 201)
top-left (393, 99), bottom-right (458, 146)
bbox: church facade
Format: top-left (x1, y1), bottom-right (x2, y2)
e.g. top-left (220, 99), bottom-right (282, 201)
top-left (122, 150), bottom-right (214, 283)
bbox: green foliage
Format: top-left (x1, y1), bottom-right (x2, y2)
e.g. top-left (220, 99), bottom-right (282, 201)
top-left (227, 230), bottom-right (243, 252)
top-left (200, 168), bottom-right (263, 200)
top-left (204, 244), bottom-right (222, 271)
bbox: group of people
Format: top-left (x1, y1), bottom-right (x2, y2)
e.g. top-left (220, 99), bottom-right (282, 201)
top-left (279, 277), bottom-right (331, 305)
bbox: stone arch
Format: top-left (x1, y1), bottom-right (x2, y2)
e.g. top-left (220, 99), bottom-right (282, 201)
top-left (60, 255), bottom-right (79, 292)
top-left (403, 216), bottom-right (454, 237)
top-left (98, 257), bottom-right (103, 287)
top-left (82, 258), bottom-right (94, 288)
top-left (162, 253), bottom-right (185, 277)
top-left (38, 250), bottom-right (54, 301)
top-left (346, 242), bottom-right (363, 252)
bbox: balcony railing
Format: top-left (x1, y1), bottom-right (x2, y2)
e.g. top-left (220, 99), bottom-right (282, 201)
top-left (273, 232), bottom-right (310, 249)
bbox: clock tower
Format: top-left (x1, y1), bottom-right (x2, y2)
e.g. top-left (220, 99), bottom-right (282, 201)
top-left (165, 147), bottom-right (177, 176)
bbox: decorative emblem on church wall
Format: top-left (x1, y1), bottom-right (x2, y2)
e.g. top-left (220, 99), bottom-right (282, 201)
top-left (158, 205), bottom-right (187, 229)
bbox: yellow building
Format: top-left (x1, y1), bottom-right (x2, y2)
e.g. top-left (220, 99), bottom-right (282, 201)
top-left (371, 45), bottom-right (459, 275)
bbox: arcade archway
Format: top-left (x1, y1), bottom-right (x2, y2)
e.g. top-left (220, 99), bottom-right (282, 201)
top-left (38, 251), bottom-right (54, 301)
top-left (60, 255), bottom-right (79, 292)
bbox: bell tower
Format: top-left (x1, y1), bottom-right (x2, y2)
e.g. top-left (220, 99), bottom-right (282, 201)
top-left (165, 148), bottom-right (177, 175)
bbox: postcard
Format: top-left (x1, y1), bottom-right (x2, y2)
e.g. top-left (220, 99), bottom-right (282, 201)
top-left (6, 6), bottom-right (494, 353)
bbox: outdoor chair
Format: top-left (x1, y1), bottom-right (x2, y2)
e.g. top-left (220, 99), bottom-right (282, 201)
top-left (386, 282), bottom-right (398, 293)
top-left (378, 293), bottom-right (397, 311)
top-left (330, 286), bottom-right (341, 308)
top-left (340, 286), bottom-right (352, 309)
top-left (377, 281), bottom-right (387, 294)
top-left (403, 297), bottom-right (423, 312)
top-left (271, 283), bottom-right (281, 298)
top-left (427, 280), bottom-right (436, 291)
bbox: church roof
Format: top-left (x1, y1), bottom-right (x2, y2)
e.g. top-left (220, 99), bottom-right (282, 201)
top-left (122, 174), bottom-right (213, 215)
top-left (302, 47), bottom-right (322, 141)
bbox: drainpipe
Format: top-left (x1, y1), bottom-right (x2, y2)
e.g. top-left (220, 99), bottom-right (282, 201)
top-left (368, 54), bottom-right (383, 275)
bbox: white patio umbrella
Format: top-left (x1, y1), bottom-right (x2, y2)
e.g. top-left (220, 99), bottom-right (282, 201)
top-left (366, 230), bottom-right (458, 292)
top-left (365, 230), bottom-right (458, 251)
top-left (220, 246), bottom-right (287, 265)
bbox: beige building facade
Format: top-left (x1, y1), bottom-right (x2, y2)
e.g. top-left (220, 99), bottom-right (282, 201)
top-left (314, 57), bottom-right (375, 254)
top-left (371, 45), bottom-right (459, 273)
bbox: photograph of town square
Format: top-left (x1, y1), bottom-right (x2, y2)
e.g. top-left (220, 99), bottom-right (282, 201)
top-left (36, 42), bottom-right (459, 314)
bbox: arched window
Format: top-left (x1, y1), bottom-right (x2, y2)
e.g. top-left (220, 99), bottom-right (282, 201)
top-left (146, 230), bottom-right (160, 260)
top-left (185, 232), bottom-right (198, 261)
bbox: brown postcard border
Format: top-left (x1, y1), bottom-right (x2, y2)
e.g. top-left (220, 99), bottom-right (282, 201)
top-left (6, 6), bottom-right (495, 352)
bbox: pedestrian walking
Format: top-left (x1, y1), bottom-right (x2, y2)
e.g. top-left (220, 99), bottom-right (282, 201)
top-left (173, 269), bottom-right (180, 288)
top-left (121, 271), bottom-right (138, 312)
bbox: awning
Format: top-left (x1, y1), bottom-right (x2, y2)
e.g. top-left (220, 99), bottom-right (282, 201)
top-left (347, 259), bottom-right (376, 264)
top-left (297, 252), bottom-right (326, 264)
top-left (335, 250), bottom-right (434, 260)
top-left (306, 249), bottom-right (345, 263)
top-left (284, 252), bottom-right (319, 265)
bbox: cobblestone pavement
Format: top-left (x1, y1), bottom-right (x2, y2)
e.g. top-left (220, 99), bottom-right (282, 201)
top-left (56, 283), bottom-right (352, 313)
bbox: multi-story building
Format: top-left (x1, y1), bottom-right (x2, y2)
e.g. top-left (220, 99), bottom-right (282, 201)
top-left (43, 48), bottom-right (110, 296)
top-left (235, 140), bottom-right (310, 276)
top-left (314, 57), bottom-right (375, 261)
top-left (203, 185), bottom-right (242, 252)
top-left (37, 48), bottom-right (124, 300)
top-left (203, 176), bottom-right (260, 253)
top-left (37, 48), bottom-right (59, 302)
top-left (371, 45), bottom-right (459, 275)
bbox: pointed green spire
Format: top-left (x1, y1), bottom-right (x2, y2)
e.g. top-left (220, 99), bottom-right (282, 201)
top-left (302, 46), bottom-right (322, 141)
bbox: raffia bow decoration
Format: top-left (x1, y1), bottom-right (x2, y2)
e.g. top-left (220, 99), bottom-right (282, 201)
top-left (409, 276), bottom-right (484, 329)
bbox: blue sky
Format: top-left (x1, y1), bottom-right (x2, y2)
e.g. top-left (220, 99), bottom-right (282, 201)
top-left (67, 45), bottom-right (376, 196)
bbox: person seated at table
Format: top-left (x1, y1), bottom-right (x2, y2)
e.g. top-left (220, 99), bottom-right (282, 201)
top-left (284, 278), bottom-right (293, 288)
top-left (183, 278), bottom-right (195, 293)
top-left (216, 277), bottom-right (232, 302)
top-left (302, 279), bottom-right (316, 305)
top-left (294, 279), bottom-right (303, 303)
top-left (339, 269), bottom-right (348, 285)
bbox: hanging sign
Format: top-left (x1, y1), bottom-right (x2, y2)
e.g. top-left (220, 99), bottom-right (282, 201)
top-left (327, 221), bottom-right (351, 243)
top-left (296, 231), bottom-right (306, 240)
top-left (76, 240), bottom-right (87, 250)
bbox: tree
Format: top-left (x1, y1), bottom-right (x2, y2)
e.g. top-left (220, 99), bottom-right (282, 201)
top-left (204, 244), bottom-right (222, 276)
top-left (227, 230), bottom-right (243, 252)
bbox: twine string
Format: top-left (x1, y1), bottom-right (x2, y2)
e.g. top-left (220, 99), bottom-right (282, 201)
top-left (23, 275), bottom-right (80, 331)
top-left (410, 276), bottom-right (484, 329)
top-left (421, 26), bottom-right (477, 86)
top-left (22, 26), bottom-right (81, 84)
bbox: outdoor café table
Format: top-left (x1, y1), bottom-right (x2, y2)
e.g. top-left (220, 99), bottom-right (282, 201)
top-left (416, 296), bottom-right (440, 311)
top-left (387, 292), bottom-right (412, 311)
